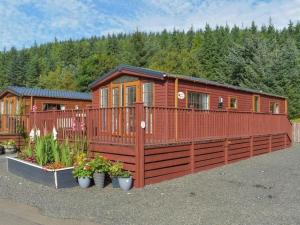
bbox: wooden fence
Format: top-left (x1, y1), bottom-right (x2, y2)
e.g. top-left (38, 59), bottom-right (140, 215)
top-left (0, 114), bottom-right (29, 134)
top-left (292, 123), bottom-right (300, 142)
top-left (30, 103), bottom-right (292, 188)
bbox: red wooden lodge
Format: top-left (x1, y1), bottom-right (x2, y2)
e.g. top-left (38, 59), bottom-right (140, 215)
top-left (31, 65), bottom-right (292, 188)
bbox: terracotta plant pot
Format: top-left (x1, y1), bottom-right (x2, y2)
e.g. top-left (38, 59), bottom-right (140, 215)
top-left (118, 176), bottom-right (133, 191)
top-left (93, 173), bottom-right (105, 188)
top-left (78, 177), bottom-right (91, 188)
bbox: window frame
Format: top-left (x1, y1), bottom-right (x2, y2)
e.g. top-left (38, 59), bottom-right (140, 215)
top-left (186, 90), bottom-right (210, 110)
top-left (99, 87), bottom-right (109, 108)
top-left (269, 101), bottom-right (279, 114)
top-left (253, 95), bottom-right (260, 112)
top-left (142, 82), bottom-right (154, 107)
top-left (228, 96), bottom-right (238, 109)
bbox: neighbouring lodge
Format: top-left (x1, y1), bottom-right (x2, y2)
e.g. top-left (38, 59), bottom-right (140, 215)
top-left (0, 86), bottom-right (91, 134)
top-left (4, 65), bottom-right (293, 188)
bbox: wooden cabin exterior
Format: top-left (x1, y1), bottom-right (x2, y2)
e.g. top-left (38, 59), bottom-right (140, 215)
top-left (0, 86), bottom-right (91, 134)
top-left (31, 65), bottom-right (292, 188)
top-left (89, 65), bottom-right (287, 114)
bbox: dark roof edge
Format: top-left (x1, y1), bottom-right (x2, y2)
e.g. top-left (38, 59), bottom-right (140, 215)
top-left (88, 64), bottom-right (165, 89)
top-left (1, 86), bottom-right (92, 101)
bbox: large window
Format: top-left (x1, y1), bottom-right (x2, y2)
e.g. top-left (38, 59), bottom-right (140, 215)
top-left (253, 95), bottom-right (260, 112)
top-left (142, 83), bottom-right (153, 107)
top-left (187, 92), bottom-right (209, 110)
top-left (229, 96), bottom-right (237, 109)
top-left (100, 87), bottom-right (108, 108)
top-left (270, 102), bottom-right (279, 114)
top-left (43, 103), bottom-right (65, 111)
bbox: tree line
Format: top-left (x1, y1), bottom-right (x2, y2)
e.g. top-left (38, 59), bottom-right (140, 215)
top-left (0, 21), bottom-right (300, 118)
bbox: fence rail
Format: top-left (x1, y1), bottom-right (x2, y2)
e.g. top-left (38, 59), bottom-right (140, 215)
top-left (144, 107), bottom-right (292, 145)
top-left (30, 110), bottom-right (86, 141)
top-left (29, 105), bottom-right (292, 146)
top-left (0, 114), bottom-right (28, 134)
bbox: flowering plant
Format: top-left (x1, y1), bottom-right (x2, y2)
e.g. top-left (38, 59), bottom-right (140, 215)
top-left (90, 156), bottom-right (111, 174)
top-left (72, 163), bottom-right (93, 178)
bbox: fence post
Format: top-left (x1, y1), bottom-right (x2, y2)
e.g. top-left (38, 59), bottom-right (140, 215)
top-left (190, 108), bottom-right (195, 173)
top-left (224, 110), bottom-right (229, 164)
top-left (269, 135), bottom-right (272, 152)
top-left (250, 136), bottom-right (253, 157)
top-left (135, 102), bottom-right (145, 188)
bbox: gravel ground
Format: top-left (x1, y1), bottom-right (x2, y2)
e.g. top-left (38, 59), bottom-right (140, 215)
top-left (1, 145), bottom-right (300, 225)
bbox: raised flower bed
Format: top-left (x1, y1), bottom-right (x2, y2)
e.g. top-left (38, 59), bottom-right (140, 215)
top-left (7, 156), bottom-right (76, 189)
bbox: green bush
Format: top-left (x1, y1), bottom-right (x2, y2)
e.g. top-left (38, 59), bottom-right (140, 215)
top-left (61, 140), bottom-right (73, 167)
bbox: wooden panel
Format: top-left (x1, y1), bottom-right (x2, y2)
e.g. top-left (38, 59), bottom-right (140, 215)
top-left (144, 144), bottom-right (191, 185)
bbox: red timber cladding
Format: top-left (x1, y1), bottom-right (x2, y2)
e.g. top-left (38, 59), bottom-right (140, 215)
top-left (260, 95), bottom-right (285, 114)
top-left (141, 133), bottom-right (290, 186)
top-left (194, 139), bottom-right (226, 172)
top-left (89, 143), bottom-right (136, 180)
top-left (153, 81), bottom-right (165, 107)
top-left (253, 135), bottom-right (270, 156)
top-left (271, 133), bottom-right (285, 151)
top-left (144, 144), bottom-right (191, 185)
top-left (227, 137), bottom-right (251, 163)
top-left (92, 90), bottom-right (99, 107)
top-left (175, 79), bottom-right (252, 111)
top-left (167, 78), bottom-right (286, 113)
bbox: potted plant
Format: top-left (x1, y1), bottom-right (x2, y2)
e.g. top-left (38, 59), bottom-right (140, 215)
top-left (3, 140), bottom-right (17, 154)
top-left (108, 161), bottom-right (123, 188)
top-left (90, 156), bottom-right (110, 188)
top-left (72, 163), bottom-right (93, 188)
top-left (118, 170), bottom-right (133, 191)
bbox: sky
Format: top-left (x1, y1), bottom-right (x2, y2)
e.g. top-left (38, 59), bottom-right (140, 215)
top-left (0, 0), bottom-right (300, 50)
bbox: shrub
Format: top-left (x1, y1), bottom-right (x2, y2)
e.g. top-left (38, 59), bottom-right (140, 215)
top-left (108, 161), bottom-right (123, 177)
top-left (90, 156), bottom-right (111, 174)
top-left (72, 163), bottom-right (93, 178)
top-left (60, 140), bottom-right (73, 167)
top-left (35, 136), bottom-right (47, 166)
top-left (51, 138), bottom-right (61, 163)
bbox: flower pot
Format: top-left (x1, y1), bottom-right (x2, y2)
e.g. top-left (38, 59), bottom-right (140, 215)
top-left (111, 176), bottom-right (120, 188)
top-left (78, 177), bottom-right (91, 188)
top-left (93, 172), bottom-right (105, 188)
top-left (4, 146), bottom-right (16, 154)
top-left (118, 176), bottom-right (133, 191)
top-left (0, 146), bottom-right (4, 155)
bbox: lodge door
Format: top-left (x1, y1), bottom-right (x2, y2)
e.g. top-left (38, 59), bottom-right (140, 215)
top-left (111, 81), bottom-right (140, 135)
top-left (124, 81), bottom-right (140, 134)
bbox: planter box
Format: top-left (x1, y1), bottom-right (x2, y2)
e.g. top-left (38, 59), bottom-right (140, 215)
top-left (6, 157), bottom-right (77, 189)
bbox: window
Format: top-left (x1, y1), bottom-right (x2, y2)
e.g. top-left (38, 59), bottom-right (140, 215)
top-left (100, 88), bottom-right (108, 108)
top-left (218, 97), bottom-right (224, 109)
top-left (229, 97), bottom-right (237, 109)
top-left (43, 104), bottom-right (64, 111)
top-left (270, 102), bottom-right (279, 114)
top-left (253, 95), bottom-right (260, 112)
top-left (188, 92), bottom-right (209, 110)
top-left (142, 83), bottom-right (153, 107)
top-left (0, 101), bottom-right (3, 114)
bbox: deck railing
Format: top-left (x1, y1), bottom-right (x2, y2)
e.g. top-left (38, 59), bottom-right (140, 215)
top-left (144, 107), bottom-right (292, 145)
top-left (29, 104), bottom-right (292, 145)
top-left (0, 114), bottom-right (28, 134)
top-left (30, 110), bottom-right (86, 141)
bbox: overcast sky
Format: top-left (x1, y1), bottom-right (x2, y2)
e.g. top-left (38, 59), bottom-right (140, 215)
top-left (1, 0), bottom-right (300, 50)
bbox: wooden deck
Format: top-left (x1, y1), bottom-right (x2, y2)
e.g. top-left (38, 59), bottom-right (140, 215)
top-left (31, 103), bottom-right (293, 188)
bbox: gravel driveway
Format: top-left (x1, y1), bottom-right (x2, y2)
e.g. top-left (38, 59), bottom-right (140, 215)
top-left (1, 145), bottom-right (300, 225)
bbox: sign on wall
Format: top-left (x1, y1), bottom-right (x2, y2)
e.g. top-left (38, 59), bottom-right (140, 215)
top-left (177, 91), bottom-right (185, 100)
